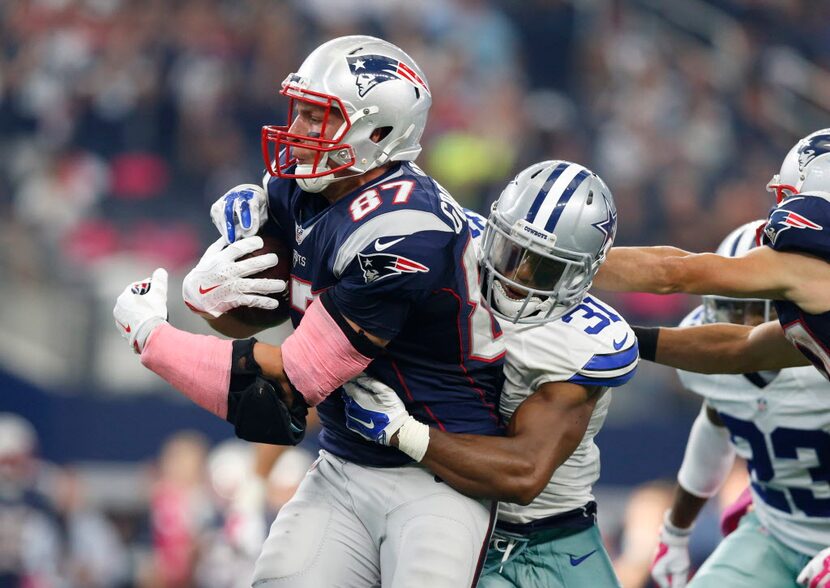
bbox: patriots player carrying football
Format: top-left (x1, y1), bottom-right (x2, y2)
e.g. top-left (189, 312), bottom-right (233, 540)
top-left (648, 221), bottom-right (830, 588)
top-left (593, 128), bottom-right (830, 586)
top-left (342, 160), bottom-right (638, 588)
top-left (113, 36), bottom-right (507, 587)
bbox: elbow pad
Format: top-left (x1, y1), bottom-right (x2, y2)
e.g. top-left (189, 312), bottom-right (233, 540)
top-left (227, 338), bottom-right (307, 446)
top-left (677, 406), bottom-right (736, 498)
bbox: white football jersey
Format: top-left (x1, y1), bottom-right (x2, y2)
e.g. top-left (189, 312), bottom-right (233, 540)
top-left (677, 307), bottom-right (830, 556)
top-left (497, 295), bottom-right (638, 525)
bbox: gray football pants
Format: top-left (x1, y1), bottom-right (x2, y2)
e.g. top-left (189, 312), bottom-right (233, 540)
top-left (252, 449), bottom-right (496, 588)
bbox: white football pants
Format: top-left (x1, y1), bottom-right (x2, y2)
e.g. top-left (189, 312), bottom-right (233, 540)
top-left (252, 449), bottom-right (496, 588)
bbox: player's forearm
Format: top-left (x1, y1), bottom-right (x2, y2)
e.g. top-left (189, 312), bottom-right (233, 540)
top-left (416, 431), bottom-right (544, 505)
top-left (594, 246), bottom-right (691, 293)
top-left (667, 485), bottom-right (708, 530)
top-left (648, 323), bottom-right (806, 373)
top-left (412, 426), bottom-right (579, 506)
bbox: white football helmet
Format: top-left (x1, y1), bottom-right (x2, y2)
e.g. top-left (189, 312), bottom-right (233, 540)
top-left (702, 220), bottom-right (773, 326)
top-left (767, 128), bottom-right (830, 202)
top-left (261, 35), bottom-right (431, 193)
top-left (481, 160), bottom-right (617, 324)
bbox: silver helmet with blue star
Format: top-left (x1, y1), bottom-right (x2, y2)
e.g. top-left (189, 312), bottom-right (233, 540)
top-left (481, 160), bottom-right (617, 323)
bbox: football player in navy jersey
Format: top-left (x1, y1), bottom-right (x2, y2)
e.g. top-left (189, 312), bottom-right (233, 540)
top-left (592, 128), bottom-right (830, 586)
top-left (113, 35), bottom-right (506, 587)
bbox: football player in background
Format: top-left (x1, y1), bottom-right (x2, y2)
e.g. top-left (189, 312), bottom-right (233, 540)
top-left (113, 35), bottom-right (507, 587)
top-left (649, 221), bottom-right (830, 588)
top-left (593, 129), bottom-right (830, 586)
top-left (0, 414), bottom-right (62, 587)
top-left (343, 160), bottom-right (637, 588)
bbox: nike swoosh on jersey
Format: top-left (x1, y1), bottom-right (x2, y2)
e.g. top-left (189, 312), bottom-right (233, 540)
top-left (612, 334), bottom-right (628, 350)
top-left (199, 284), bottom-right (221, 295)
top-left (117, 321), bottom-right (131, 333)
top-left (569, 550), bottom-right (597, 566)
top-left (374, 236), bottom-right (405, 251)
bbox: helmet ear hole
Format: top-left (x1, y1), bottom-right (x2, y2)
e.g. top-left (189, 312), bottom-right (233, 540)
top-left (371, 126), bottom-right (393, 143)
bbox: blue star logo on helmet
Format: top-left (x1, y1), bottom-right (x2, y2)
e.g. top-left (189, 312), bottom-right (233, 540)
top-left (347, 55), bottom-right (430, 98)
top-left (591, 192), bottom-right (617, 253)
top-left (798, 132), bottom-right (830, 171)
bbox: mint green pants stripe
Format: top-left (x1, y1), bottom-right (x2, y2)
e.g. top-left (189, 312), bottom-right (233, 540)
top-left (478, 525), bottom-right (620, 588)
top-left (689, 512), bottom-right (810, 588)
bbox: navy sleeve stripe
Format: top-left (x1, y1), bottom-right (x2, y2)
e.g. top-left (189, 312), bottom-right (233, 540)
top-left (568, 368), bottom-right (637, 388)
top-left (583, 343), bottom-right (639, 372)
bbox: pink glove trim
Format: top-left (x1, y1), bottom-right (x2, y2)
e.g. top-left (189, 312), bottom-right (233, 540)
top-left (281, 298), bottom-right (373, 406)
top-left (720, 486), bottom-right (752, 536)
top-left (141, 323), bottom-right (233, 419)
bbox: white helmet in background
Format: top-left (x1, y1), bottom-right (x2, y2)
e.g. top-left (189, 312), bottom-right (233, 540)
top-left (481, 160), bottom-right (617, 324)
top-left (261, 35), bottom-right (431, 193)
top-left (0, 413), bottom-right (37, 490)
top-left (767, 128), bottom-right (830, 202)
top-left (703, 220), bottom-right (773, 326)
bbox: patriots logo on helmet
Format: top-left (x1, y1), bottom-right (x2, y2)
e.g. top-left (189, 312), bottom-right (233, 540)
top-left (347, 55), bottom-right (430, 98)
top-left (798, 132), bottom-right (830, 171)
top-left (357, 252), bottom-right (429, 283)
top-left (763, 207), bottom-right (823, 245)
top-left (131, 282), bottom-right (152, 295)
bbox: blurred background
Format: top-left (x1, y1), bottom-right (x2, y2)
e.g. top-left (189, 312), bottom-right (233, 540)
top-left (1, 0), bottom-right (828, 585)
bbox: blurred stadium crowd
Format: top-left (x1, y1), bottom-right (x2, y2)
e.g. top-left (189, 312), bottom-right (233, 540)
top-left (0, 0), bottom-right (829, 585)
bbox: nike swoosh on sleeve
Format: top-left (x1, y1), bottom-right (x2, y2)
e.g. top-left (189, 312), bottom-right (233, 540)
top-left (612, 334), bottom-right (628, 350)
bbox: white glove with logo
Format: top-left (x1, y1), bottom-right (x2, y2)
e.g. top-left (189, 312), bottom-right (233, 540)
top-left (113, 268), bottom-right (169, 353)
top-left (650, 511), bottom-right (692, 588)
top-left (341, 376), bottom-right (411, 446)
top-left (182, 236), bottom-right (286, 318)
top-left (210, 184), bottom-right (269, 244)
top-left (798, 546), bottom-right (830, 587)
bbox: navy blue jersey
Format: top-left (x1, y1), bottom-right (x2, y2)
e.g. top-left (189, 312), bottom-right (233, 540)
top-left (763, 194), bottom-right (830, 379)
top-left (265, 162), bottom-right (506, 466)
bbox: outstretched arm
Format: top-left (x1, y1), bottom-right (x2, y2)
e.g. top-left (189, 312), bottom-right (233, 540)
top-left (595, 246), bottom-right (830, 313)
top-left (114, 270), bottom-right (385, 445)
top-left (639, 319), bottom-right (810, 374)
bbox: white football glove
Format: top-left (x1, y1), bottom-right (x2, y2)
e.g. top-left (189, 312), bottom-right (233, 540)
top-left (113, 268), bottom-right (169, 354)
top-left (182, 236), bottom-right (286, 318)
top-left (798, 546), bottom-right (830, 587)
top-left (650, 511), bottom-right (692, 588)
top-left (211, 184), bottom-right (269, 244)
top-left (341, 376), bottom-right (410, 446)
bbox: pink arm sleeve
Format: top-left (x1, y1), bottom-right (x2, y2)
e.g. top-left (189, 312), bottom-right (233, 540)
top-left (281, 298), bottom-right (373, 406)
top-left (140, 323), bottom-right (233, 419)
